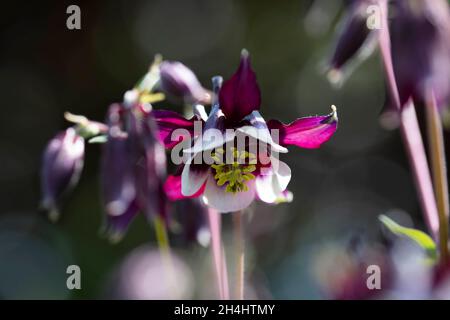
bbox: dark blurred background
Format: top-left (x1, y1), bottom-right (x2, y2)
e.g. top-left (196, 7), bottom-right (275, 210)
top-left (0, 0), bottom-right (421, 299)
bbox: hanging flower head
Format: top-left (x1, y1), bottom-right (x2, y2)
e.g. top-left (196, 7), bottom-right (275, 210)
top-left (40, 113), bottom-right (107, 221)
top-left (156, 50), bottom-right (338, 213)
top-left (100, 96), bottom-right (168, 242)
top-left (328, 0), bottom-right (450, 109)
top-left (390, 0), bottom-right (450, 108)
top-left (159, 61), bottom-right (211, 105)
top-left (41, 127), bottom-right (85, 221)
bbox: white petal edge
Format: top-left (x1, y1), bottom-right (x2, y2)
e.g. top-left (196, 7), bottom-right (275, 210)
top-left (181, 156), bottom-right (209, 196)
top-left (202, 175), bottom-right (256, 213)
top-left (239, 111), bottom-right (288, 153)
top-left (256, 157), bottom-right (291, 203)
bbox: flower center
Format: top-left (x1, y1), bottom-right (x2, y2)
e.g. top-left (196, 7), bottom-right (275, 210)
top-left (211, 148), bottom-right (257, 193)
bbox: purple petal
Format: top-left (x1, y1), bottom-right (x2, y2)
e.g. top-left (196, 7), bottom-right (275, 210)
top-left (160, 61), bottom-right (210, 104)
top-left (164, 174), bottom-right (206, 201)
top-left (41, 127), bottom-right (84, 221)
top-left (329, 0), bottom-right (374, 72)
top-left (175, 198), bottom-right (210, 246)
top-left (390, 0), bottom-right (450, 107)
top-left (267, 107), bottom-right (338, 149)
top-left (128, 107), bottom-right (168, 221)
top-left (102, 198), bottom-right (141, 243)
top-left (152, 109), bottom-right (196, 149)
top-left (101, 104), bottom-right (136, 218)
top-left (219, 50), bottom-right (261, 123)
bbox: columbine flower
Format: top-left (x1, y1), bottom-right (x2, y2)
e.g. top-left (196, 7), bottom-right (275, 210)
top-left (159, 61), bottom-right (211, 105)
top-left (41, 127), bottom-right (85, 221)
top-left (101, 97), bottom-right (167, 242)
top-left (155, 50), bottom-right (338, 213)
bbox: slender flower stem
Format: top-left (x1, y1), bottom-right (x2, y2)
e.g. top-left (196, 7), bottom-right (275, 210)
top-left (221, 245), bottom-right (230, 299)
top-left (377, 0), bottom-right (440, 240)
top-left (206, 76), bottom-right (230, 300)
top-left (399, 102), bottom-right (440, 240)
top-left (207, 208), bottom-right (230, 299)
top-left (153, 215), bottom-right (177, 297)
top-left (426, 91), bottom-right (449, 263)
top-left (233, 211), bottom-right (245, 300)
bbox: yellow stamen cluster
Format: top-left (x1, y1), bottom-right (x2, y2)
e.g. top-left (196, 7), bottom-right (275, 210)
top-left (211, 148), bottom-right (257, 193)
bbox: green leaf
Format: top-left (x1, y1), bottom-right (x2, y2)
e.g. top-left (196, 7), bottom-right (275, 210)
top-left (88, 135), bottom-right (108, 144)
top-left (379, 215), bottom-right (437, 262)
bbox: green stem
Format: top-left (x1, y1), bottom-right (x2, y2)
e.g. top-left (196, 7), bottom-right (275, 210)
top-left (153, 215), bottom-right (177, 296)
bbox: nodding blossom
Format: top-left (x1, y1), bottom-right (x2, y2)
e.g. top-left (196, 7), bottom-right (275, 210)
top-left (329, 0), bottom-right (450, 108)
top-left (390, 0), bottom-right (450, 108)
top-left (159, 61), bottom-right (211, 105)
top-left (41, 127), bottom-right (85, 221)
top-left (155, 50), bottom-right (338, 213)
top-left (101, 99), bottom-right (168, 242)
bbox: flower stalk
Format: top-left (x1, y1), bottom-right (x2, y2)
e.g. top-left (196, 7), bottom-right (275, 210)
top-left (425, 91), bottom-right (449, 263)
top-left (207, 208), bottom-right (230, 299)
top-left (153, 215), bottom-right (177, 296)
top-left (233, 210), bottom-right (245, 300)
top-left (377, 0), bottom-right (440, 241)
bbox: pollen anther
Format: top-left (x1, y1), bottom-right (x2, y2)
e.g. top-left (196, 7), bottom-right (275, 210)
top-left (211, 148), bottom-right (256, 193)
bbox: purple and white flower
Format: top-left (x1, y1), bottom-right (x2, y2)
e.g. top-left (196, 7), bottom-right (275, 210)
top-left (155, 50), bottom-right (338, 213)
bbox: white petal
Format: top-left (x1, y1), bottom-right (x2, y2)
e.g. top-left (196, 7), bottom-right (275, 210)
top-left (239, 111), bottom-right (288, 153)
top-left (271, 157), bottom-right (291, 191)
top-left (256, 158), bottom-right (291, 203)
top-left (193, 104), bottom-right (208, 121)
top-left (184, 129), bottom-right (235, 154)
top-left (181, 156), bottom-right (209, 196)
top-left (202, 175), bottom-right (256, 213)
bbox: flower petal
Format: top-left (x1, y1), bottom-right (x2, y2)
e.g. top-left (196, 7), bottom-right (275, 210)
top-left (41, 127), bottom-right (85, 221)
top-left (238, 111), bottom-right (288, 153)
top-left (181, 156), bottom-right (209, 197)
top-left (267, 106), bottom-right (338, 149)
top-left (101, 131), bottom-right (136, 217)
top-left (152, 109), bottom-right (196, 149)
top-left (183, 106), bottom-right (233, 154)
top-left (329, 0), bottom-right (374, 72)
top-left (102, 199), bottom-right (140, 243)
top-left (128, 108), bottom-right (168, 221)
top-left (256, 158), bottom-right (291, 203)
top-left (159, 61), bottom-right (210, 104)
top-left (202, 174), bottom-right (256, 213)
top-left (164, 174), bottom-right (206, 201)
top-left (219, 50), bottom-right (261, 122)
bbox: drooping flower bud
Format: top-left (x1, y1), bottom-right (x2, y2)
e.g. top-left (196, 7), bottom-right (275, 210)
top-left (328, 0), bottom-right (379, 83)
top-left (100, 104), bottom-right (137, 221)
top-left (175, 199), bottom-right (210, 247)
top-left (390, 0), bottom-right (450, 108)
top-left (159, 61), bottom-right (210, 104)
top-left (41, 127), bottom-right (85, 221)
top-left (128, 106), bottom-right (168, 223)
